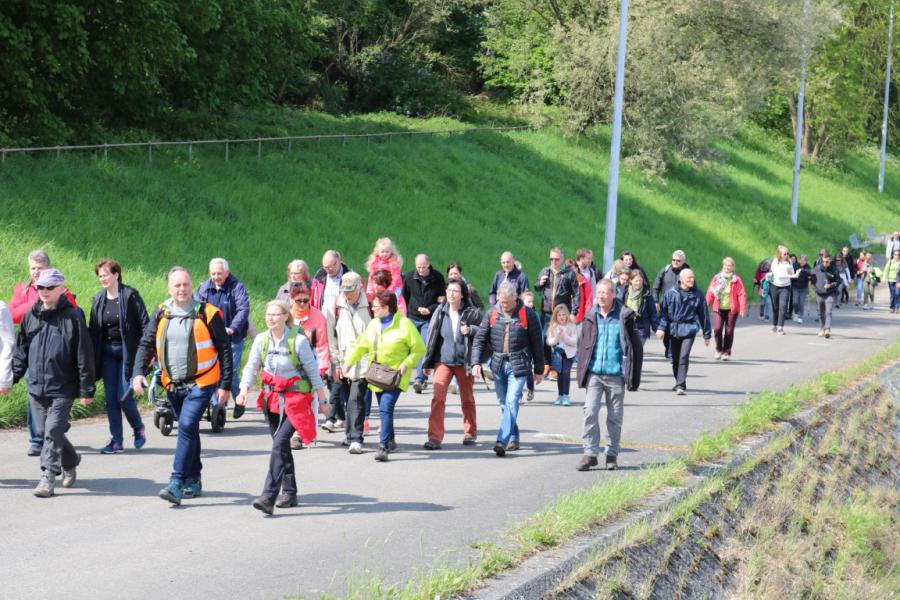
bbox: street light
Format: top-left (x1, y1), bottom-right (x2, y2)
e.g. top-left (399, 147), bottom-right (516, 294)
top-left (603, 0), bottom-right (630, 273)
top-left (791, 0), bottom-right (811, 226)
top-left (879, 0), bottom-right (894, 193)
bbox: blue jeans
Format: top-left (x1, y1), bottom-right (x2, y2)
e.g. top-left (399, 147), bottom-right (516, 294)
top-left (102, 343), bottom-right (144, 444)
top-left (492, 360), bottom-right (527, 445)
top-left (856, 279), bottom-right (864, 303)
top-left (376, 389), bottom-right (401, 448)
top-left (168, 385), bottom-right (215, 484)
top-left (27, 401), bottom-right (42, 446)
top-left (230, 339), bottom-right (245, 396)
top-left (410, 319), bottom-right (429, 383)
top-left (889, 284), bottom-right (898, 309)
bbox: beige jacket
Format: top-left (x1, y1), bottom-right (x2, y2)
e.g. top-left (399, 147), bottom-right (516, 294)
top-left (325, 293), bottom-right (372, 380)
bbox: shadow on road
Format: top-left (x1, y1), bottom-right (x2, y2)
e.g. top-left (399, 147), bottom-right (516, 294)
top-left (262, 492), bottom-right (452, 518)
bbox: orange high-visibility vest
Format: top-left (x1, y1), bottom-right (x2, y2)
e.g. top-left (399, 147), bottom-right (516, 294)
top-left (155, 302), bottom-right (222, 388)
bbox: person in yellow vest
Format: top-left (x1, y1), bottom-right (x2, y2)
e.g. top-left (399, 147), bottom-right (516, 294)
top-left (132, 267), bottom-right (233, 505)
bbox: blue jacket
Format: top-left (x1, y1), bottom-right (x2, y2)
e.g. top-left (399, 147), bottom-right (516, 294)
top-left (196, 273), bottom-right (251, 342)
top-left (658, 286), bottom-right (712, 340)
top-left (575, 300), bottom-right (643, 391)
top-left (487, 268), bottom-right (530, 306)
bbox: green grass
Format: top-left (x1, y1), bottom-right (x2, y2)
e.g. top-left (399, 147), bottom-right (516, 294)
top-left (0, 104), bottom-right (898, 424)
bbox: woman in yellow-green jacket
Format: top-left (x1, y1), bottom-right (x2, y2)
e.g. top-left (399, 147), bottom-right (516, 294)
top-left (344, 290), bottom-right (425, 462)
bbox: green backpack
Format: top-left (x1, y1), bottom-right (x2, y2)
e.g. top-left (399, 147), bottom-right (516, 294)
top-left (259, 326), bottom-right (312, 393)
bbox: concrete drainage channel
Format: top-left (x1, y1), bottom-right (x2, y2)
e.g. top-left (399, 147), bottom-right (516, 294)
top-left (469, 363), bottom-right (900, 600)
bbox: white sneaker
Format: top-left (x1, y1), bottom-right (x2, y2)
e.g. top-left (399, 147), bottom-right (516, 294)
top-left (333, 420), bottom-right (345, 429)
top-left (348, 442), bottom-right (363, 454)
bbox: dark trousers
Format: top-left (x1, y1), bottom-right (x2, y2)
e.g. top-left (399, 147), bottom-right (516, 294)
top-left (325, 377), bottom-right (346, 423)
top-left (30, 395), bottom-right (79, 476)
top-left (343, 378), bottom-right (370, 443)
top-left (771, 285), bottom-right (791, 328)
top-left (670, 336), bottom-right (695, 389)
top-left (541, 312), bottom-right (553, 369)
top-left (557, 354), bottom-right (573, 396)
top-left (713, 309), bottom-right (738, 354)
top-left (262, 410), bottom-right (297, 499)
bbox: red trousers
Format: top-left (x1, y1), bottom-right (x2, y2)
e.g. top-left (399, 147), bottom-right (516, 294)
top-left (428, 364), bottom-right (477, 442)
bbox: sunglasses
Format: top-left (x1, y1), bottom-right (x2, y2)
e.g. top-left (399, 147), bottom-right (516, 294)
top-left (293, 297), bottom-right (310, 304)
top-left (36, 285), bottom-right (58, 291)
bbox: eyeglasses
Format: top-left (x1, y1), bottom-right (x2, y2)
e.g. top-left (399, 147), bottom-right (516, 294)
top-left (549, 257), bottom-right (562, 262)
top-left (36, 285), bottom-right (58, 291)
top-left (293, 298), bottom-right (310, 304)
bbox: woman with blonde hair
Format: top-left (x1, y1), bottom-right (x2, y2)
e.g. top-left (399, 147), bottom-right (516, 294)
top-left (275, 260), bottom-right (310, 303)
top-left (704, 257), bottom-right (747, 360)
top-left (769, 245), bottom-right (796, 334)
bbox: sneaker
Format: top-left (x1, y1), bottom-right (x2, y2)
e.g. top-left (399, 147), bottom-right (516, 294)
top-left (493, 442), bottom-right (506, 457)
top-left (321, 421), bottom-right (339, 433)
top-left (182, 478), bottom-right (202, 498)
top-left (27, 443), bottom-right (42, 457)
top-left (275, 493), bottom-right (297, 508)
top-left (374, 447), bottom-right (389, 462)
top-left (676, 387), bottom-right (687, 395)
top-left (232, 403), bottom-right (245, 419)
top-left (413, 380), bottom-right (424, 394)
top-left (714, 351), bottom-right (723, 360)
top-left (62, 454), bottom-right (80, 488)
top-left (387, 439), bottom-right (397, 452)
top-left (825, 330), bottom-right (831, 339)
top-left (777, 328), bottom-right (785, 335)
top-left (560, 395), bottom-right (572, 406)
top-left (722, 353), bottom-right (731, 361)
top-left (33, 474), bottom-right (55, 498)
top-left (462, 435), bottom-right (476, 446)
top-left (605, 455), bottom-right (619, 470)
top-left (526, 389), bottom-right (534, 402)
top-left (290, 435), bottom-right (303, 450)
top-left (554, 396), bottom-right (563, 405)
top-left (507, 440), bottom-right (520, 451)
top-left (334, 419), bottom-right (345, 429)
top-left (159, 481), bottom-right (183, 505)
top-left (817, 330), bottom-right (825, 337)
top-left (341, 439), bottom-right (351, 447)
top-left (423, 440), bottom-right (442, 450)
top-left (348, 442), bottom-right (363, 454)
top-left (252, 496), bottom-right (274, 515)
top-left (576, 455), bottom-right (598, 471)
top-left (548, 370), bottom-right (558, 382)
top-left (448, 384), bottom-right (458, 395)
top-left (796, 317), bottom-right (803, 324)
top-left (134, 427), bottom-right (147, 449)
top-left (100, 441), bottom-right (124, 454)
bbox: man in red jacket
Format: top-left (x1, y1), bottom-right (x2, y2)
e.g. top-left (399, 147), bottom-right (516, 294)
top-left (9, 250), bottom-right (78, 456)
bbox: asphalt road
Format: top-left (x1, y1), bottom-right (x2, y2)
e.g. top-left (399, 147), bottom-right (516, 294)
top-left (1, 294), bottom-right (897, 599)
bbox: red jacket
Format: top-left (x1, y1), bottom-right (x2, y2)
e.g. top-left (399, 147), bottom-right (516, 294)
top-left (256, 372), bottom-right (317, 444)
top-left (705, 273), bottom-right (748, 314)
top-left (573, 273), bottom-right (592, 323)
top-left (10, 281), bottom-right (78, 325)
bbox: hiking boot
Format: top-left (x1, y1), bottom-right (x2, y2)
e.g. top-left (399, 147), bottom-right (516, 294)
top-left (321, 421), bottom-right (339, 433)
top-left (34, 474), bottom-right (55, 498)
top-left (605, 455), bottom-right (619, 470)
top-left (182, 478), bottom-right (202, 498)
top-left (576, 455), bottom-right (598, 471)
top-left (507, 441), bottom-right (520, 451)
top-left (387, 439), bottom-right (397, 453)
top-left (560, 395), bottom-right (572, 406)
top-left (374, 447), bottom-right (389, 462)
top-left (462, 435), bottom-right (477, 446)
top-left (348, 442), bottom-right (363, 454)
top-left (413, 380), bottom-right (424, 394)
top-left (526, 389), bottom-right (534, 402)
top-left (290, 435), bottom-right (303, 450)
top-left (62, 454), bottom-right (81, 488)
top-left (448, 384), bottom-right (458, 395)
top-left (134, 426), bottom-right (147, 449)
top-left (252, 496), bottom-right (274, 515)
top-left (275, 493), bottom-right (297, 508)
top-left (100, 441), bottom-right (124, 454)
top-left (493, 442), bottom-right (506, 457)
top-left (423, 440), bottom-right (442, 450)
top-left (159, 481), bottom-right (183, 505)
top-left (232, 403), bottom-right (245, 419)
top-left (27, 443), bottom-right (42, 457)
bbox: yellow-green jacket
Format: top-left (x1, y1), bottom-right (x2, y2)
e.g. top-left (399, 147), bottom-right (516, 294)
top-left (345, 312), bottom-right (425, 392)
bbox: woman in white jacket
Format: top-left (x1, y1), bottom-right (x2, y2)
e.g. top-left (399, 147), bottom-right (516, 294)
top-left (546, 305), bottom-right (578, 406)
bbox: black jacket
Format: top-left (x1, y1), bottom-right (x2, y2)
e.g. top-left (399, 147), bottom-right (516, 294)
top-left (422, 302), bottom-right (482, 370)
top-left (133, 301), bottom-right (234, 390)
top-left (791, 262), bottom-right (812, 290)
top-left (576, 301), bottom-right (643, 392)
top-left (534, 266), bottom-right (580, 314)
top-left (402, 267), bottom-right (446, 322)
top-left (615, 286), bottom-right (659, 337)
top-left (652, 262), bottom-right (691, 304)
top-left (13, 295), bottom-right (95, 398)
top-left (88, 284), bottom-right (150, 381)
top-left (811, 263), bottom-right (840, 297)
top-left (470, 300), bottom-right (544, 377)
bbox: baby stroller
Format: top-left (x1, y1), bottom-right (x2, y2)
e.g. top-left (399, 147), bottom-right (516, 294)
top-left (148, 365), bottom-right (228, 435)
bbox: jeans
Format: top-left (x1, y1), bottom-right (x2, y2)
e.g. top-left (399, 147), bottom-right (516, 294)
top-left (791, 288), bottom-right (807, 319)
top-left (492, 359), bottom-right (527, 445)
top-left (262, 410), bottom-right (296, 499)
top-left (557, 354), bottom-right (573, 396)
top-left (376, 389), bottom-right (401, 448)
top-left (670, 336), bottom-right (696, 389)
top-left (102, 342), bottom-right (144, 444)
top-left (410, 319), bottom-right (429, 383)
top-left (26, 401), bottom-right (42, 446)
top-left (29, 396), bottom-right (79, 476)
top-left (230, 340), bottom-right (245, 396)
top-left (817, 295), bottom-right (834, 330)
top-left (856, 279), bottom-right (864, 304)
top-left (891, 284), bottom-right (900, 310)
top-left (168, 385), bottom-right (215, 484)
top-left (712, 309), bottom-right (738, 354)
top-left (325, 377), bottom-right (347, 423)
top-left (770, 285), bottom-right (791, 328)
top-left (343, 378), bottom-right (370, 443)
top-left (758, 295), bottom-right (772, 319)
top-left (428, 364), bottom-right (476, 442)
top-left (581, 374), bottom-right (624, 457)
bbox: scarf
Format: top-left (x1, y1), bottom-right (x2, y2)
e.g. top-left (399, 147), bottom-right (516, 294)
top-left (626, 287), bottom-right (643, 313)
top-left (712, 272), bottom-right (734, 300)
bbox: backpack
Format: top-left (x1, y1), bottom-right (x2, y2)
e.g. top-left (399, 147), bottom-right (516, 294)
top-left (488, 306), bottom-right (529, 329)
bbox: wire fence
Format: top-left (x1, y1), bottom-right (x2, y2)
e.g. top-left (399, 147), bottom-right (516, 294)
top-left (0, 124), bottom-right (537, 165)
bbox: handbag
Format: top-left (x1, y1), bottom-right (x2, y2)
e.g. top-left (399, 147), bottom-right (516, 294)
top-left (364, 329), bottom-right (402, 391)
top-left (550, 346), bottom-right (565, 374)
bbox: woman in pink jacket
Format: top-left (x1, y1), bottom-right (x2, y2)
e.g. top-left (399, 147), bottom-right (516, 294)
top-left (705, 257), bottom-right (747, 361)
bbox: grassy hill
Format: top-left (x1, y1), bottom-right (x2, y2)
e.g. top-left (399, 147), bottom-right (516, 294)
top-left (0, 107), bottom-right (897, 425)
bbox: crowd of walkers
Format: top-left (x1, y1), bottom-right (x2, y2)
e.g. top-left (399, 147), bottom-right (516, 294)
top-left (0, 234), bottom-right (897, 513)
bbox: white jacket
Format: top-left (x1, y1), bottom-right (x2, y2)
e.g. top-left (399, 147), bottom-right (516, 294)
top-left (0, 301), bottom-right (14, 389)
top-left (325, 294), bottom-right (372, 380)
top-left (546, 321), bottom-right (578, 359)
